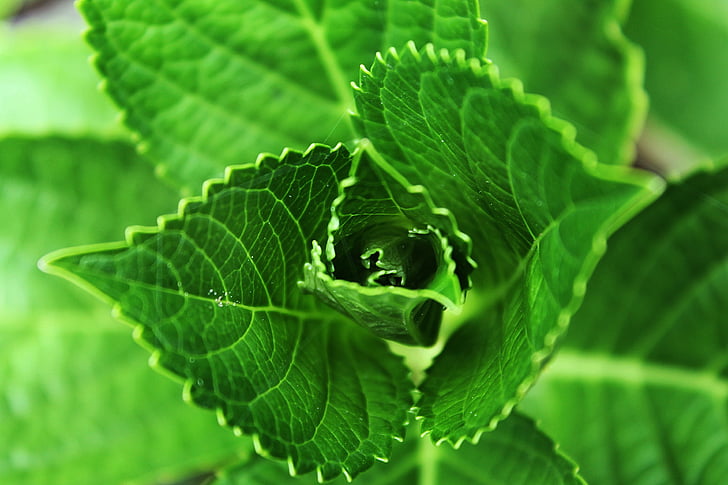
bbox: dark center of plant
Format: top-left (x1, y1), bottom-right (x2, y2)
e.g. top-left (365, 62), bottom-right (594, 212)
top-left (332, 225), bottom-right (439, 290)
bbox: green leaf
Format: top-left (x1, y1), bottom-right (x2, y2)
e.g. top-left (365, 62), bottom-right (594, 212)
top-left (0, 27), bottom-right (123, 137)
top-left (78, 0), bottom-right (487, 191)
top-left (479, 0), bottom-right (645, 165)
top-left (209, 413), bottom-right (585, 485)
top-left (0, 136), bottom-right (177, 314)
top-left (521, 161), bottom-right (728, 484)
top-left (625, 0), bottom-right (728, 172)
top-left (1, 313), bottom-right (247, 485)
top-left (302, 150), bottom-right (473, 346)
top-left (0, 0), bottom-right (22, 18)
top-left (0, 136), bottom-right (243, 484)
top-left (41, 144), bottom-right (413, 481)
top-left (353, 43), bottom-right (663, 444)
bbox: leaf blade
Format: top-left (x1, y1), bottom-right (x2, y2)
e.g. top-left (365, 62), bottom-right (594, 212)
top-left (521, 161), bottom-right (728, 484)
top-left (208, 413), bottom-right (586, 485)
top-left (0, 135), bottom-right (243, 485)
top-left (79, 0), bottom-right (487, 191)
top-left (353, 42), bottom-right (663, 443)
top-left (41, 144), bottom-right (413, 481)
top-left (480, 0), bottom-right (645, 164)
top-left (625, 0), bottom-right (728, 171)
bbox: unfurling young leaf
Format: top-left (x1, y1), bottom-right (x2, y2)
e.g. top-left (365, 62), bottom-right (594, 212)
top-left (302, 149), bottom-right (474, 346)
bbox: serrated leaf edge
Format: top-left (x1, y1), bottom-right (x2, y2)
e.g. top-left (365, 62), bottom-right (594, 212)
top-left (307, 141), bottom-right (476, 310)
top-left (351, 41), bottom-right (665, 446)
top-left (39, 142), bottom-right (410, 482)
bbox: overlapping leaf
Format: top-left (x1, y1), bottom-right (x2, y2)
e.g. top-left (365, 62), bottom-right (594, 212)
top-left (1, 136), bottom-right (244, 484)
top-left (0, 27), bottom-right (122, 137)
top-left (521, 161), bottom-right (728, 484)
top-left (625, 0), bottom-right (728, 172)
top-left (478, 0), bottom-right (645, 165)
top-left (41, 145), bottom-right (414, 481)
top-left (303, 150), bottom-right (473, 346)
top-left (353, 42), bottom-right (663, 443)
top-left (79, 0), bottom-right (487, 191)
top-left (1, 137), bottom-right (174, 313)
top-left (209, 414), bottom-right (585, 485)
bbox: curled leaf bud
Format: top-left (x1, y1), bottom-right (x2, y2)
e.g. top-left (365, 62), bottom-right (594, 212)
top-left (301, 154), bottom-right (472, 346)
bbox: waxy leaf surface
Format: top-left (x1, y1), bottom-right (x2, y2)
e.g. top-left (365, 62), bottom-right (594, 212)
top-left (42, 145), bottom-right (414, 481)
top-left (522, 161), bottom-right (728, 485)
top-left (625, 0), bottom-right (728, 172)
top-left (210, 414), bottom-right (585, 485)
top-left (479, 0), bottom-right (645, 165)
top-left (1, 136), bottom-right (243, 485)
top-left (79, 0), bottom-right (487, 191)
top-left (353, 43), bottom-right (663, 443)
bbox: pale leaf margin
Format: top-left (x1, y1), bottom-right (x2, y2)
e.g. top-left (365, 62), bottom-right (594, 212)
top-left (351, 42), bottom-right (665, 446)
top-left (37, 143), bottom-right (395, 483)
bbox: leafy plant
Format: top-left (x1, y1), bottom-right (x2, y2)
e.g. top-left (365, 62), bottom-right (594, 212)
top-left (2, 0), bottom-right (726, 484)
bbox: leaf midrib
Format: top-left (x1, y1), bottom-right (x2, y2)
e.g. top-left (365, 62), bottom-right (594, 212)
top-left (52, 259), bottom-right (331, 321)
top-left (290, 0), bottom-right (356, 124)
top-left (544, 350), bottom-right (728, 400)
top-left (155, 0), bottom-right (343, 109)
top-left (98, 0), bottom-right (350, 157)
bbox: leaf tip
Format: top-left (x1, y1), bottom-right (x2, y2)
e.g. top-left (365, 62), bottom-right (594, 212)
top-left (36, 253), bottom-right (54, 275)
top-left (646, 172), bottom-right (668, 194)
top-left (36, 247), bottom-right (80, 277)
top-left (358, 62), bottom-right (372, 78)
top-left (423, 43), bottom-right (436, 62)
top-left (289, 457), bottom-right (301, 479)
top-left (453, 435), bottom-right (469, 448)
top-left (389, 45), bottom-right (403, 61)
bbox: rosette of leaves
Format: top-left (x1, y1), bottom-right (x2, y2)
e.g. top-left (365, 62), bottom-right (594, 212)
top-left (41, 48), bottom-right (661, 481)
top-left (302, 150), bottom-right (474, 346)
top-left (39, 0), bottom-right (665, 482)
